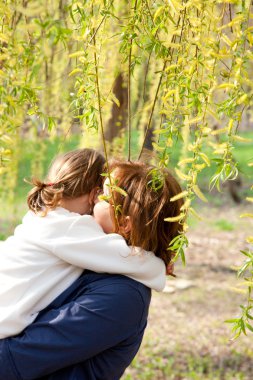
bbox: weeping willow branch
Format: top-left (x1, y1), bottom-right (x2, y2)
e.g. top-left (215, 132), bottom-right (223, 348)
top-left (141, 0), bottom-right (159, 102)
top-left (138, 60), bottom-right (166, 159)
top-left (89, 0), bottom-right (114, 45)
top-left (127, 0), bottom-right (138, 161)
top-left (92, 23), bottom-right (108, 164)
top-left (94, 48), bottom-right (109, 164)
top-left (91, 2), bottom-right (120, 229)
top-left (138, 14), bottom-right (183, 159)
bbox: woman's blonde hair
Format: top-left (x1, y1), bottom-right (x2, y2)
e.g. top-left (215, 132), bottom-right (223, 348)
top-left (109, 160), bottom-right (184, 265)
top-left (27, 148), bottom-right (105, 215)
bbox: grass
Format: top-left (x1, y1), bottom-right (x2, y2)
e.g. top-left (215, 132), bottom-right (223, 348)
top-left (123, 348), bottom-right (251, 380)
top-left (213, 219), bottom-right (235, 231)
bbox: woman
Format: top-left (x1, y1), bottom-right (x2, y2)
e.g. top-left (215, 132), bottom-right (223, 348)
top-left (0, 159), bottom-right (183, 380)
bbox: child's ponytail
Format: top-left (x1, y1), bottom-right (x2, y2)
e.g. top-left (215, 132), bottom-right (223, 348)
top-left (27, 178), bottom-right (64, 215)
top-left (26, 148), bottom-right (105, 216)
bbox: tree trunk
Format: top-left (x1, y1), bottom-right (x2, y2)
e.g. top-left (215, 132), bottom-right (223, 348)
top-left (104, 73), bottom-right (128, 144)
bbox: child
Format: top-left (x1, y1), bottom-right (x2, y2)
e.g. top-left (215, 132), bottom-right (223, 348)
top-left (0, 149), bottom-right (183, 338)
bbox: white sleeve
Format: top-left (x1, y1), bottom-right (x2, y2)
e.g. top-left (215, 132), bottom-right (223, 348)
top-left (52, 216), bottom-right (166, 292)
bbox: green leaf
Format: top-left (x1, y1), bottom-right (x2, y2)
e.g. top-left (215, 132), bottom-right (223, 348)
top-left (246, 323), bottom-right (253, 333)
top-left (237, 261), bottom-right (252, 277)
top-left (112, 185), bottom-right (127, 197)
top-left (240, 250), bottom-right (253, 258)
top-left (246, 310), bottom-right (253, 321)
top-left (225, 318), bottom-right (240, 324)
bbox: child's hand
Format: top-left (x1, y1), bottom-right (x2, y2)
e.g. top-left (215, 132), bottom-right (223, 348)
top-left (166, 262), bottom-right (176, 277)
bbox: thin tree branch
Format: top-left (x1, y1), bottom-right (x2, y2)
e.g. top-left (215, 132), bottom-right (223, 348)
top-left (88, 0), bottom-right (114, 44)
top-left (127, 0), bottom-right (138, 161)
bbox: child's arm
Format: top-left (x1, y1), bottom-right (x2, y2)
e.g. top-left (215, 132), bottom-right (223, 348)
top-left (51, 215), bottom-right (166, 291)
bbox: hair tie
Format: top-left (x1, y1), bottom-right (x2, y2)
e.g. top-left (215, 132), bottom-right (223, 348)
top-left (46, 183), bottom-right (54, 187)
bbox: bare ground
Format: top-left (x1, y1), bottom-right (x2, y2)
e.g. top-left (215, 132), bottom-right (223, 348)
top-left (123, 205), bottom-right (253, 380)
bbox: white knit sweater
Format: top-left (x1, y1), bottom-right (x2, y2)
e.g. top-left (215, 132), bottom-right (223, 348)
top-left (0, 207), bottom-right (166, 338)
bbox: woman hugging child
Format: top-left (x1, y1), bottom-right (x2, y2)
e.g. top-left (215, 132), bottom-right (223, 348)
top-left (0, 148), bottom-right (183, 338)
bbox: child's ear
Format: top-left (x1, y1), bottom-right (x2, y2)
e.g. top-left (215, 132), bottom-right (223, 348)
top-left (119, 216), bottom-right (131, 234)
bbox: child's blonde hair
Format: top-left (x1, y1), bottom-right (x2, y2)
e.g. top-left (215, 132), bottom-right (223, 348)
top-left (108, 160), bottom-right (184, 265)
top-left (27, 148), bottom-right (105, 215)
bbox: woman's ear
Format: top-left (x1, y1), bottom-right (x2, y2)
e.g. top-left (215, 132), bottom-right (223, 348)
top-left (119, 216), bottom-right (132, 234)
